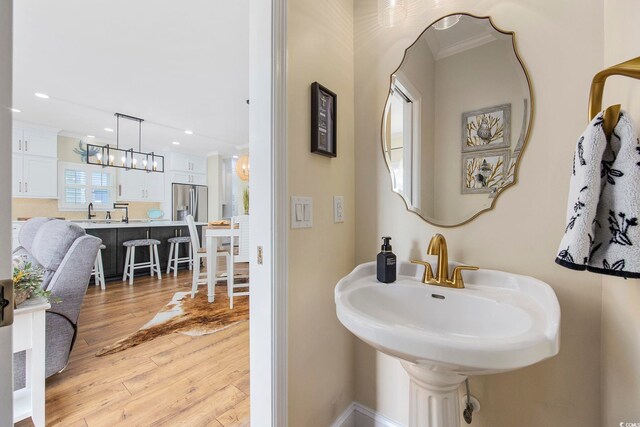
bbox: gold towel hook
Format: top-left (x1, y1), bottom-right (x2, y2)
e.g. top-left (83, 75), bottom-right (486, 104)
top-left (589, 56), bottom-right (640, 139)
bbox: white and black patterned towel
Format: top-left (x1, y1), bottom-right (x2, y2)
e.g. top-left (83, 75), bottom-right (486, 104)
top-left (556, 111), bottom-right (640, 278)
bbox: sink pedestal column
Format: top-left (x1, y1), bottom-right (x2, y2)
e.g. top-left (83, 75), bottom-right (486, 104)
top-left (401, 362), bottom-right (467, 427)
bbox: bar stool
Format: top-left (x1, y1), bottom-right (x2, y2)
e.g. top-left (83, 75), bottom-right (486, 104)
top-left (122, 239), bottom-right (162, 285)
top-left (92, 244), bottom-right (106, 290)
top-left (167, 236), bottom-right (192, 277)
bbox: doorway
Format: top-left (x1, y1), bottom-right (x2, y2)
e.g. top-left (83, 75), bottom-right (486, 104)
top-left (0, 0), bottom-right (287, 425)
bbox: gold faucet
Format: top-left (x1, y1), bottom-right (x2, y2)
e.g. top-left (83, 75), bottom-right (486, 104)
top-left (411, 234), bottom-right (479, 289)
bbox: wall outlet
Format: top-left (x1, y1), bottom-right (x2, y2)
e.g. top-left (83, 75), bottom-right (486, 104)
top-left (291, 196), bottom-right (313, 228)
top-left (333, 196), bottom-right (344, 223)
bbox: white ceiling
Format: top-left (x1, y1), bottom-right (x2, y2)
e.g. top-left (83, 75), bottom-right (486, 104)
top-left (12, 0), bottom-right (249, 156)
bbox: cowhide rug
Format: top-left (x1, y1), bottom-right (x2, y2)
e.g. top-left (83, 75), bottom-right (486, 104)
top-left (96, 284), bottom-right (249, 357)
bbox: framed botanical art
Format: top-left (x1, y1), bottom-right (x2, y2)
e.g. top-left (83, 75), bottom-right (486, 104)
top-left (311, 82), bottom-right (337, 157)
top-left (461, 149), bottom-right (510, 194)
top-left (489, 149), bottom-right (519, 198)
top-left (461, 103), bottom-right (511, 152)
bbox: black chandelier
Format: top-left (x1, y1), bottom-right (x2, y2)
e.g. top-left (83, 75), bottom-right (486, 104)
top-left (86, 113), bottom-right (165, 173)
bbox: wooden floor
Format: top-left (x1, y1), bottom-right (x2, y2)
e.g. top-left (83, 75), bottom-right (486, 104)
top-left (17, 268), bottom-right (249, 427)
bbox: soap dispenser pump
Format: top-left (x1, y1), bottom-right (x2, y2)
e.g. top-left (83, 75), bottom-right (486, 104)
top-left (377, 237), bottom-right (396, 283)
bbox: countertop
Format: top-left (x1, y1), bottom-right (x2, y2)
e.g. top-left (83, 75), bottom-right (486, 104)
top-left (12, 219), bottom-right (206, 229)
top-left (76, 220), bottom-right (207, 229)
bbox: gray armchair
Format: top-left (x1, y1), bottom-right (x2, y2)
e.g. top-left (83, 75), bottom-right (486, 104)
top-left (13, 218), bottom-right (101, 388)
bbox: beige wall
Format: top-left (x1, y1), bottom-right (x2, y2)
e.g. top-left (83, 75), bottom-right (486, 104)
top-left (601, 0), bottom-right (640, 424)
top-left (287, 0), bottom-right (356, 424)
top-left (12, 135), bottom-right (160, 220)
top-left (354, 0), bottom-right (603, 425)
top-left (57, 135), bottom-right (87, 162)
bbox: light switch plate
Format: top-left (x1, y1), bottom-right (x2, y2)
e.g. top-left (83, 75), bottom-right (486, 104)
top-left (333, 196), bottom-right (344, 223)
top-left (291, 196), bottom-right (313, 228)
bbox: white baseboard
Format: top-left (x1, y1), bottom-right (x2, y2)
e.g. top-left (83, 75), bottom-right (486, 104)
top-left (331, 402), bottom-right (403, 427)
top-left (331, 402), bottom-right (356, 427)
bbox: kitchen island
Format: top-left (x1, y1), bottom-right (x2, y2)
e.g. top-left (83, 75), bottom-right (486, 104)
top-left (77, 220), bottom-right (206, 280)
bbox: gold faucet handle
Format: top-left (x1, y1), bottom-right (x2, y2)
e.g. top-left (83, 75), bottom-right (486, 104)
top-left (411, 259), bottom-right (434, 284)
top-left (449, 265), bottom-right (479, 288)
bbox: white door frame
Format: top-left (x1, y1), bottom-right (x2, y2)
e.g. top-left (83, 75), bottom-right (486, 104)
top-left (249, 0), bottom-right (288, 425)
top-left (0, 0), bottom-right (14, 425)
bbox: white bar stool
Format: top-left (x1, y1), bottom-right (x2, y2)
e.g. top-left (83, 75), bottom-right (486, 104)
top-left (166, 236), bottom-right (192, 277)
top-left (92, 244), bottom-right (106, 290)
top-left (122, 239), bottom-right (162, 285)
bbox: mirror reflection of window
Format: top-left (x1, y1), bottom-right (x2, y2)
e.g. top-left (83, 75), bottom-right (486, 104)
top-left (387, 79), bottom-right (421, 210)
top-left (388, 88), bottom-right (407, 193)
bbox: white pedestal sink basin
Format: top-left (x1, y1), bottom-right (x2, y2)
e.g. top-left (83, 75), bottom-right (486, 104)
top-left (335, 260), bottom-right (560, 427)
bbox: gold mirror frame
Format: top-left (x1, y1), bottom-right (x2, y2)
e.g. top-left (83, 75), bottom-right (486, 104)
top-left (381, 13), bottom-right (535, 228)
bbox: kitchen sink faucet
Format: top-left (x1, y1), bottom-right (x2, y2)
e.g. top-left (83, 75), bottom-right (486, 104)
top-left (113, 203), bottom-right (130, 223)
top-left (87, 203), bottom-right (96, 220)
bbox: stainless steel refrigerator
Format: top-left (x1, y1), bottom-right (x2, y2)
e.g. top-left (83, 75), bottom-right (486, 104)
top-left (172, 183), bottom-right (208, 222)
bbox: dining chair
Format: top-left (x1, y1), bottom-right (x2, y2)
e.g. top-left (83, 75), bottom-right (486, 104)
top-left (186, 215), bottom-right (230, 299)
top-left (229, 215), bottom-right (250, 308)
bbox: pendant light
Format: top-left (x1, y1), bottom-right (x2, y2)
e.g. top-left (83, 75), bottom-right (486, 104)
top-left (378, 0), bottom-right (407, 28)
top-left (86, 113), bottom-right (165, 173)
top-left (235, 155), bottom-right (250, 181)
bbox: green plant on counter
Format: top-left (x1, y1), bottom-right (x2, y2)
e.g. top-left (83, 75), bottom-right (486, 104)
top-left (243, 187), bottom-right (250, 215)
top-left (12, 257), bottom-right (48, 307)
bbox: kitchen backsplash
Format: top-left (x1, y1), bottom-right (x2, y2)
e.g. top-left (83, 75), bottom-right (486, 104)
top-left (12, 198), bottom-right (163, 221)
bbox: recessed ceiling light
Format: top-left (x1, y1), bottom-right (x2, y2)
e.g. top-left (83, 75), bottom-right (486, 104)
top-left (232, 155), bottom-right (239, 159)
top-left (10, 108), bottom-right (21, 113)
top-left (172, 141), bottom-right (180, 145)
top-left (87, 135), bottom-right (95, 138)
top-left (184, 130), bottom-right (193, 135)
top-left (34, 92), bottom-right (50, 99)
top-left (104, 128), bottom-right (114, 132)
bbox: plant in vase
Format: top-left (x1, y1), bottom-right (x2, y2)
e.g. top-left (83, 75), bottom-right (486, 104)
top-left (12, 257), bottom-right (48, 307)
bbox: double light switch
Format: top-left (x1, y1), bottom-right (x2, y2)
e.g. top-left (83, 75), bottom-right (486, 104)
top-left (291, 196), bottom-right (313, 228)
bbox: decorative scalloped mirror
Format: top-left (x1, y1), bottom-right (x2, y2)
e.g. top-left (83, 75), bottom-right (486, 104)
top-left (382, 14), bottom-right (533, 227)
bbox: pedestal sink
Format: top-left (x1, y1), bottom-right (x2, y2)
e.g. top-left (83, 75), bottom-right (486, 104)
top-left (335, 260), bottom-right (560, 427)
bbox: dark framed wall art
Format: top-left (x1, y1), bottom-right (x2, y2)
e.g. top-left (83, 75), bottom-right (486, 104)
top-left (311, 82), bottom-right (337, 157)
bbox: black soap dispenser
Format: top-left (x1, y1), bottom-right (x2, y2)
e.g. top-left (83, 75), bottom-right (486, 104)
top-left (377, 237), bottom-right (396, 283)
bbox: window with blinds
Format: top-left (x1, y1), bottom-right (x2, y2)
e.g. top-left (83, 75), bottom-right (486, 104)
top-left (59, 162), bottom-right (115, 210)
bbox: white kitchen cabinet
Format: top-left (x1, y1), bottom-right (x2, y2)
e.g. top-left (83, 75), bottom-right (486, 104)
top-left (170, 172), bottom-right (189, 185)
top-left (190, 157), bottom-right (207, 174)
top-left (13, 125), bottom-right (58, 158)
top-left (145, 172), bottom-right (165, 201)
top-left (191, 173), bottom-right (206, 186)
top-left (12, 129), bottom-right (22, 153)
top-left (117, 169), bottom-right (165, 202)
top-left (12, 154), bottom-right (23, 195)
top-left (167, 153), bottom-right (188, 172)
top-left (23, 156), bottom-right (58, 198)
top-left (167, 153), bottom-right (207, 175)
top-left (117, 170), bottom-right (146, 201)
top-left (171, 171), bottom-right (206, 186)
top-left (12, 155), bottom-right (58, 199)
top-left (12, 123), bottom-right (59, 198)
